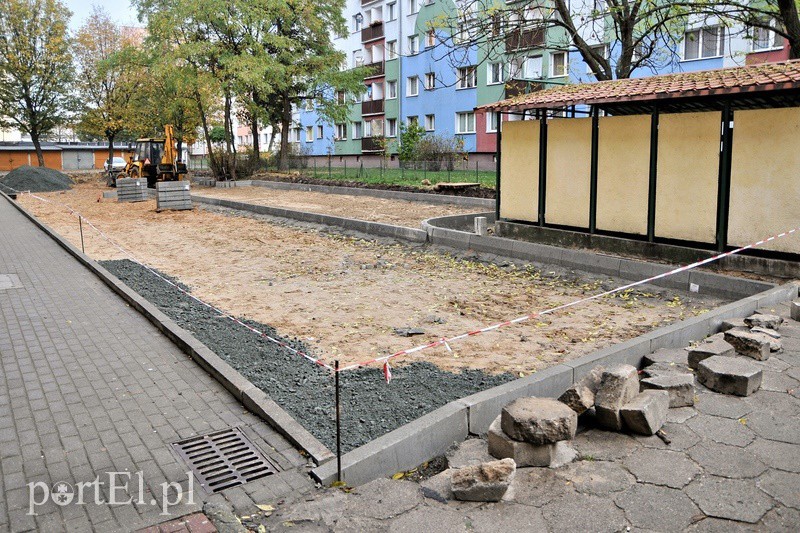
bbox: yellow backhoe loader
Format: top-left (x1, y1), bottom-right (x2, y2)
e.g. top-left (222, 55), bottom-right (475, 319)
top-left (111, 125), bottom-right (188, 188)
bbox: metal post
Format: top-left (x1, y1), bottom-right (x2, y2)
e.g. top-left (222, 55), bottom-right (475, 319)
top-left (647, 109), bottom-right (659, 243)
top-left (538, 113), bottom-right (548, 226)
top-left (495, 125), bottom-right (502, 220)
top-left (314, 159), bottom-right (317, 178)
top-left (328, 157), bottom-right (332, 179)
top-left (589, 106), bottom-right (599, 234)
top-left (344, 159), bottom-right (347, 179)
top-left (476, 159), bottom-right (479, 183)
top-left (334, 360), bottom-right (342, 483)
top-left (716, 103), bottom-right (734, 252)
top-left (79, 216), bottom-right (85, 253)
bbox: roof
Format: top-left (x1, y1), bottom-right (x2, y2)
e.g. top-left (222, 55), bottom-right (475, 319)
top-left (0, 142), bottom-right (61, 152)
top-left (482, 59), bottom-right (800, 114)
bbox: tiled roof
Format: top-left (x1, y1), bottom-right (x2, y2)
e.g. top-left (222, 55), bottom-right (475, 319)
top-left (481, 59), bottom-right (800, 111)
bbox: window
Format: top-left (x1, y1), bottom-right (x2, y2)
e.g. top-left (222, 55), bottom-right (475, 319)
top-left (352, 90), bottom-right (362, 103)
top-left (407, 116), bottom-right (419, 127)
top-left (387, 40), bottom-right (397, 59)
top-left (489, 62), bottom-right (504, 84)
top-left (386, 118), bottom-right (397, 137)
top-left (353, 50), bottom-right (363, 68)
top-left (335, 123), bottom-right (347, 140)
top-left (426, 30), bottom-right (436, 48)
top-left (408, 35), bottom-right (419, 55)
top-left (293, 127), bottom-right (301, 143)
top-left (409, 0), bottom-right (419, 15)
top-left (457, 66), bottom-right (477, 89)
top-left (425, 72), bottom-right (436, 90)
top-left (525, 56), bottom-right (542, 79)
top-left (263, 133), bottom-right (270, 143)
top-left (586, 44), bottom-right (608, 74)
top-left (684, 27), bottom-right (725, 60)
top-left (386, 80), bottom-right (397, 99)
top-left (387, 2), bottom-right (396, 21)
top-left (424, 114), bottom-right (435, 131)
top-left (486, 111), bottom-right (500, 133)
top-left (364, 120), bottom-right (372, 137)
top-left (407, 76), bottom-right (419, 96)
top-left (305, 126), bottom-right (313, 142)
top-left (352, 121), bottom-right (362, 139)
top-left (752, 19), bottom-right (783, 51)
top-left (317, 125), bottom-right (324, 139)
top-left (336, 90), bottom-right (346, 104)
top-left (456, 112), bottom-right (475, 134)
top-left (551, 52), bottom-right (567, 77)
top-left (353, 14), bottom-right (363, 32)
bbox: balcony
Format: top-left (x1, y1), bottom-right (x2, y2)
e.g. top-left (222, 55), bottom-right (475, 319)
top-left (361, 22), bottom-right (384, 43)
top-left (505, 27), bottom-right (545, 52)
top-left (363, 61), bottom-right (384, 79)
top-left (505, 79), bottom-right (545, 98)
top-left (361, 98), bottom-right (384, 115)
top-left (361, 0), bottom-right (380, 5)
top-left (361, 137), bottom-right (384, 153)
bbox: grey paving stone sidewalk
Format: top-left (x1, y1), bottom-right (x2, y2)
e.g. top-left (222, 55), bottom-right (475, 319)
top-left (0, 197), bottom-right (313, 532)
top-left (258, 301), bottom-right (800, 532)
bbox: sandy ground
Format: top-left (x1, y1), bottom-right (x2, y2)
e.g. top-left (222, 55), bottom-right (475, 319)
top-left (194, 185), bottom-right (480, 228)
top-left (19, 182), bottom-right (722, 374)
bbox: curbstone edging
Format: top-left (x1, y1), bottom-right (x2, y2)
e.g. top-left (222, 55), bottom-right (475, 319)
top-left (250, 179), bottom-right (495, 208)
top-left (1, 191), bottom-right (335, 466)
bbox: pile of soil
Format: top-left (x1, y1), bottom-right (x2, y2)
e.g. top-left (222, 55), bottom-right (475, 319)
top-left (1, 165), bottom-right (74, 193)
top-left (253, 172), bottom-right (496, 199)
top-left (101, 259), bottom-right (514, 453)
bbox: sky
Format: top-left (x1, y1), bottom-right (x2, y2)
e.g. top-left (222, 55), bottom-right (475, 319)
top-left (63, 0), bottom-right (140, 31)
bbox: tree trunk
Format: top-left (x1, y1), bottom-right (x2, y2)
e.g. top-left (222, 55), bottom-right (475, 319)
top-left (30, 132), bottom-right (45, 167)
top-left (778, 0), bottom-right (800, 59)
top-left (278, 94), bottom-right (292, 170)
top-left (107, 134), bottom-right (115, 175)
top-left (195, 90), bottom-right (218, 179)
top-left (251, 113), bottom-right (260, 163)
top-left (267, 124), bottom-right (277, 153)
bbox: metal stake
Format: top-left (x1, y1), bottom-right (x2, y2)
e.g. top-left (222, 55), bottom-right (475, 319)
top-left (79, 216), bottom-right (85, 253)
top-left (335, 360), bottom-right (342, 483)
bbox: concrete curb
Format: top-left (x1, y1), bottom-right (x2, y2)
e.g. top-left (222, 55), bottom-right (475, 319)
top-left (192, 195), bottom-right (428, 243)
top-left (1, 192), bottom-right (335, 466)
top-left (249, 179), bottom-right (495, 208)
top-left (311, 281), bottom-right (797, 486)
top-left (422, 213), bottom-right (774, 301)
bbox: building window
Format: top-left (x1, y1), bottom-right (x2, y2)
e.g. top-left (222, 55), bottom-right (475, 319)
top-left (387, 40), bottom-right (397, 59)
top-left (684, 26), bottom-right (725, 60)
top-left (317, 125), bottom-right (324, 139)
top-left (425, 72), bottom-right (436, 90)
top-left (586, 44), bottom-right (608, 74)
top-left (426, 30), bottom-right (436, 48)
top-left (407, 115), bottom-right (418, 127)
top-left (335, 123), bottom-right (347, 140)
top-left (457, 66), bottom-right (477, 89)
top-left (486, 111), bottom-right (500, 133)
top-left (353, 50), bottom-right (363, 68)
top-left (387, 80), bottom-right (397, 99)
top-left (407, 76), bottom-right (419, 96)
top-left (387, 118), bottom-right (397, 137)
top-left (305, 126), bottom-right (313, 142)
top-left (525, 56), bottom-right (543, 79)
top-left (489, 62), bottom-right (504, 84)
top-left (336, 90), bottom-right (346, 104)
top-left (456, 111), bottom-right (475, 134)
top-left (424, 114), bottom-right (435, 131)
top-left (352, 121), bottom-right (362, 139)
top-left (551, 52), bottom-right (567, 77)
top-left (409, 0), bottom-right (419, 15)
top-left (353, 14), bottom-right (363, 32)
top-left (364, 120), bottom-right (372, 137)
top-left (293, 127), bottom-right (301, 143)
top-left (408, 35), bottom-right (419, 55)
top-left (387, 2), bottom-right (396, 21)
top-left (751, 19), bottom-right (783, 51)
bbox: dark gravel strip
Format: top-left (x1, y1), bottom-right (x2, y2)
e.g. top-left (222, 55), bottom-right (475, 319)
top-left (101, 259), bottom-right (514, 453)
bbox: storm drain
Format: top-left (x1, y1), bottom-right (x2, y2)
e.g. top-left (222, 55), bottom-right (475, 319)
top-left (172, 427), bottom-right (278, 493)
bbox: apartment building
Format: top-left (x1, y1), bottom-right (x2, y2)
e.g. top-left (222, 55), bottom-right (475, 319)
top-left (290, 1), bottom-right (790, 164)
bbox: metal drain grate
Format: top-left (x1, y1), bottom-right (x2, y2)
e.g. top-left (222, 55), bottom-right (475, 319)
top-left (172, 427), bottom-right (278, 493)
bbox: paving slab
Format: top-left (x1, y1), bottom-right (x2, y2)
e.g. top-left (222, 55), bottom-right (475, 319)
top-left (615, 483), bottom-right (702, 530)
top-left (623, 448), bottom-right (701, 488)
top-left (686, 476), bottom-right (774, 523)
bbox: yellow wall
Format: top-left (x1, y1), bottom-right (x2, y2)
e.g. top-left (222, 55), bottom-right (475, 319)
top-left (655, 111), bottom-right (720, 243)
top-left (546, 117), bottom-right (592, 228)
top-left (729, 107), bottom-right (800, 253)
top-left (499, 120), bottom-right (539, 222)
top-left (596, 115), bottom-right (651, 235)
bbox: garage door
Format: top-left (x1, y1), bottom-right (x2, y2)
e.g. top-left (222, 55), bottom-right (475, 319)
top-left (0, 152), bottom-right (30, 171)
top-left (62, 150), bottom-right (95, 170)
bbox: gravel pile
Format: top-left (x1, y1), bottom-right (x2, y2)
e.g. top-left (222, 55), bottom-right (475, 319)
top-left (101, 259), bottom-right (514, 453)
top-left (1, 165), bottom-right (74, 192)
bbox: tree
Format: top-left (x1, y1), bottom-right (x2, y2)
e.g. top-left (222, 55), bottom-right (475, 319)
top-left (0, 0), bottom-right (75, 166)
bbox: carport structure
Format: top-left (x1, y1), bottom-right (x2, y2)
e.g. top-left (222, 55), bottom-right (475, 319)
top-left (482, 59), bottom-right (800, 259)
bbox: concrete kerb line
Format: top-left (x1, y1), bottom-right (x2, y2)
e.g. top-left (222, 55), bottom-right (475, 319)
top-left (0, 190), bottom-right (335, 465)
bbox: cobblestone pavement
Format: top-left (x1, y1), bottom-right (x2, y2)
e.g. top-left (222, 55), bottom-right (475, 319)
top-left (0, 197), bottom-right (313, 532)
top-left (257, 301), bottom-right (800, 532)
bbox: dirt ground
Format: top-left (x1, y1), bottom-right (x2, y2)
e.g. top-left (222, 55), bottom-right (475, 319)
top-left (19, 182), bottom-right (722, 374)
top-left (194, 185), bottom-right (480, 228)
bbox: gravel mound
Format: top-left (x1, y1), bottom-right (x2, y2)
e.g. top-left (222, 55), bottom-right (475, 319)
top-left (101, 259), bottom-right (514, 453)
top-left (1, 165), bottom-right (74, 192)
